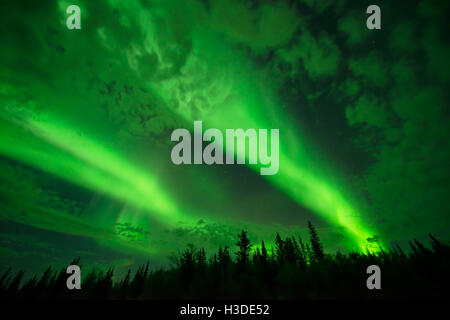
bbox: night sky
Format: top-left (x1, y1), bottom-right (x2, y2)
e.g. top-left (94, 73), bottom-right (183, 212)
top-left (0, 0), bottom-right (449, 277)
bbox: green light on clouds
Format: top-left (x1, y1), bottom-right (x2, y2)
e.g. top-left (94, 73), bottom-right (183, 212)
top-left (0, 106), bottom-right (188, 227)
top-left (151, 28), bottom-right (379, 250)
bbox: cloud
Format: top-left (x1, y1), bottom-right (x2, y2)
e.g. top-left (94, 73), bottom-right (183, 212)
top-left (389, 21), bottom-right (417, 53)
top-left (346, 94), bottom-right (388, 128)
top-left (338, 10), bottom-right (370, 45)
top-left (300, 0), bottom-right (342, 13)
top-left (348, 52), bottom-right (389, 88)
top-left (339, 78), bottom-right (361, 98)
top-left (208, 0), bottom-right (300, 51)
top-left (342, 9), bottom-right (450, 243)
top-left (277, 30), bottom-right (341, 80)
top-left (421, 25), bottom-right (450, 83)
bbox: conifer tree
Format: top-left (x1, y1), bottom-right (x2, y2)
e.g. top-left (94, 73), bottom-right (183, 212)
top-left (197, 248), bottom-right (207, 271)
top-left (261, 240), bottom-right (269, 263)
top-left (236, 230), bottom-right (252, 266)
top-left (308, 221), bottom-right (324, 261)
top-left (275, 233), bottom-right (285, 264)
top-left (253, 247), bottom-right (261, 264)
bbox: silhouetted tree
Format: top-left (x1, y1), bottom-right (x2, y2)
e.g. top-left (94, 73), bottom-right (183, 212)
top-left (236, 230), bottom-right (252, 266)
top-left (284, 237), bottom-right (298, 266)
top-left (0, 267), bottom-right (11, 288)
top-left (253, 247), bottom-right (261, 265)
top-left (261, 240), bottom-right (269, 263)
top-left (297, 236), bottom-right (307, 268)
top-left (308, 221), bottom-right (324, 261)
top-left (197, 248), bottom-right (207, 272)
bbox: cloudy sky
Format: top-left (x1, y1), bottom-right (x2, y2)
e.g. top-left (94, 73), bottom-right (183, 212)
top-left (0, 0), bottom-right (449, 276)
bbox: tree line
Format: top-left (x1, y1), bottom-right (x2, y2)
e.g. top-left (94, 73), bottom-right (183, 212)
top-left (1, 221), bottom-right (449, 299)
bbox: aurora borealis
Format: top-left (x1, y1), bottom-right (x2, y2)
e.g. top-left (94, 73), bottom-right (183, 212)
top-left (0, 0), bottom-right (449, 276)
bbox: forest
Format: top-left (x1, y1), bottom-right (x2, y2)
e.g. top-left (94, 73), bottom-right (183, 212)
top-left (1, 222), bottom-right (448, 299)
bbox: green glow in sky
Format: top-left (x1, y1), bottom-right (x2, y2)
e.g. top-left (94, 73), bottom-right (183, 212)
top-left (9, 0), bottom-right (441, 263)
top-left (0, 104), bottom-right (188, 227)
top-left (150, 26), bottom-right (378, 250)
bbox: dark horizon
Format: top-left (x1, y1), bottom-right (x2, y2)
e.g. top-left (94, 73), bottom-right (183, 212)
top-left (2, 224), bottom-right (448, 299)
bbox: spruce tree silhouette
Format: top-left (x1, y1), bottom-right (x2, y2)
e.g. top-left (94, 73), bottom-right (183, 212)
top-left (235, 230), bottom-right (252, 267)
top-left (197, 248), bottom-right (207, 272)
top-left (297, 236), bottom-right (307, 268)
top-left (261, 240), bottom-right (269, 263)
top-left (308, 221), bottom-right (324, 261)
top-left (274, 233), bottom-right (285, 264)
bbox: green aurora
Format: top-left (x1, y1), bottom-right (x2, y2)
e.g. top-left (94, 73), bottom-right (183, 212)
top-left (0, 0), bottom-right (449, 273)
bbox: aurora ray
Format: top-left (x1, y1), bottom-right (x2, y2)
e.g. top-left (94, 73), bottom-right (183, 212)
top-left (146, 24), bottom-right (379, 249)
top-left (0, 87), bottom-right (190, 227)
